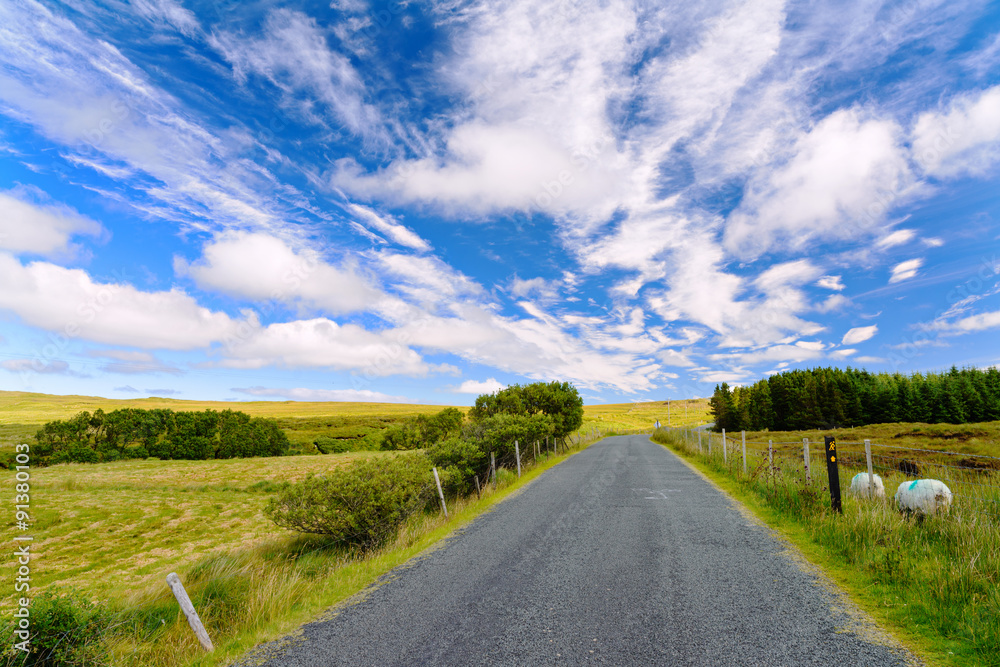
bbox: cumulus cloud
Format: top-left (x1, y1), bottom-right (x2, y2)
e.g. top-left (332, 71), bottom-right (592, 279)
top-left (842, 325), bottom-right (878, 345)
top-left (0, 252), bottom-right (238, 350)
top-left (816, 275), bottom-right (845, 291)
top-left (453, 378), bottom-right (506, 395)
top-left (912, 85), bottom-right (1000, 178)
top-left (347, 204), bottom-right (431, 252)
top-left (0, 188), bottom-right (103, 257)
top-left (725, 108), bottom-right (913, 258)
top-left (177, 231), bottom-right (383, 315)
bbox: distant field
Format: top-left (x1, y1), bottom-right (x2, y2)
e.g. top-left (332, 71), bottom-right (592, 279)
top-left (0, 390), bottom-right (461, 452)
top-left (0, 390), bottom-right (712, 452)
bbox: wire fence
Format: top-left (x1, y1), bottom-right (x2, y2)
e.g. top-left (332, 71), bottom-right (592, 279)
top-left (662, 426), bottom-right (1000, 521)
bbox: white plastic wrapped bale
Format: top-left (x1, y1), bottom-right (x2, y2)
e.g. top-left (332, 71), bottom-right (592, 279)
top-left (849, 472), bottom-right (884, 498)
top-left (894, 479), bottom-right (953, 515)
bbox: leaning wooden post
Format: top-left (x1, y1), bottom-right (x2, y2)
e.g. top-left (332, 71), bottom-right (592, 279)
top-left (432, 467), bottom-right (448, 517)
top-left (491, 452), bottom-right (497, 491)
top-left (864, 439), bottom-right (875, 495)
top-left (514, 440), bottom-right (522, 478)
top-left (474, 474), bottom-right (481, 499)
top-left (803, 438), bottom-right (811, 485)
top-left (165, 573), bottom-right (213, 652)
top-left (741, 430), bottom-right (747, 476)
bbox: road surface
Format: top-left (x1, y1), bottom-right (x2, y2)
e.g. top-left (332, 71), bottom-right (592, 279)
top-left (235, 435), bottom-right (914, 666)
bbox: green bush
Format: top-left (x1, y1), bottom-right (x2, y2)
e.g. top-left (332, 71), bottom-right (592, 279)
top-left (466, 413), bottom-right (553, 469)
top-left (122, 445), bottom-right (148, 460)
top-left (313, 436), bottom-right (353, 454)
top-left (264, 454), bottom-right (433, 548)
top-left (1, 587), bottom-right (109, 666)
top-left (426, 437), bottom-right (486, 496)
top-left (379, 424), bottom-right (421, 451)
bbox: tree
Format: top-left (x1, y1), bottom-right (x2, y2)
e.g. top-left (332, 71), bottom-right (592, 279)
top-left (470, 381), bottom-right (583, 440)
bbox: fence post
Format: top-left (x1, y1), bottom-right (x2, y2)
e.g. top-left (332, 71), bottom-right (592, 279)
top-left (722, 428), bottom-right (727, 465)
top-left (166, 573), bottom-right (214, 652)
top-left (824, 436), bottom-right (842, 513)
top-left (803, 438), bottom-right (811, 484)
top-left (768, 439), bottom-right (773, 473)
top-left (491, 452), bottom-right (497, 491)
top-left (864, 439), bottom-right (875, 495)
top-left (433, 467), bottom-right (448, 518)
top-left (474, 474), bottom-right (481, 499)
top-left (698, 430), bottom-right (702, 453)
top-left (708, 431), bottom-right (712, 456)
top-left (514, 440), bottom-right (522, 478)
top-left (741, 430), bottom-right (747, 476)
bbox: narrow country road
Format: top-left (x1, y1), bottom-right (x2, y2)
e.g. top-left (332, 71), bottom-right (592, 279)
top-left (235, 435), bottom-right (914, 666)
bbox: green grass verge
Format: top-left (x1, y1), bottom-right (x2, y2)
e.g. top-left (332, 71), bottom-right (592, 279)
top-left (651, 429), bottom-right (1000, 667)
top-left (6, 433), bottom-right (599, 667)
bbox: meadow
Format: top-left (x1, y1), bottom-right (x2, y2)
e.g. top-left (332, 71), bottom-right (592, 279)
top-left (0, 390), bottom-right (653, 666)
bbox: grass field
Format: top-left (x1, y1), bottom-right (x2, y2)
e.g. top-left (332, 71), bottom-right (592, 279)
top-left (654, 426), bottom-right (1000, 666)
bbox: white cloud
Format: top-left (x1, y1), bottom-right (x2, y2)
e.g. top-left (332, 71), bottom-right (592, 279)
top-left (842, 325), bottom-right (878, 345)
top-left (220, 317), bottom-right (446, 377)
top-left (347, 204), bottom-right (431, 252)
top-left (876, 228), bottom-right (916, 249)
top-left (177, 232), bottom-right (383, 315)
top-left (0, 252), bottom-right (238, 350)
top-left (131, 0), bottom-right (200, 36)
top-left (938, 309), bottom-right (1000, 334)
top-left (912, 85), bottom-right (1000, 178)
top-left (0, 359), bottom-right (71, 374)
top-left (854, 356), bottom-right (885, 364)
top-left (888, 258), bottom-right (923, 284)
top-left (232, 386), bottom-right (414, 403)
top-left (209, 8), bottom-right (383, 140)
top-left (0, 188), bottom-right (103, 257)
top-left (830, 348), bottom-right (857, 359)
top-left (816, 275), bottom-right (845, 291)
top-left (86, 349), bottom-right (182, 375)
top-left (816, 294), bottom-right (850, 313)
top-left (725, 108), bottom-right (914, 258)
top-left (453, 378), bottom-right (506, 395)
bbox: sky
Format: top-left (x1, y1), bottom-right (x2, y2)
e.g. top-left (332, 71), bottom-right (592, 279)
top-left (0, 0), bottom-right (999, 406)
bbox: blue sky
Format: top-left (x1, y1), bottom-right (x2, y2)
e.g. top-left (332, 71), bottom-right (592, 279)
top-left (1, 0), bottom-right (999, 405)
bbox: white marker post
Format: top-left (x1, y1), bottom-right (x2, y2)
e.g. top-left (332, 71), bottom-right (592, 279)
top-left (165, 573), bottom-right (213, 652)
top-left (433, 467), bottom-right (448, 518)
top-left (514, 440), bottom-right (522, 478)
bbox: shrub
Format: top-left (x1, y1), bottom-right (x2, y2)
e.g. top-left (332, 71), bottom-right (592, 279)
top-left (313, 436), bottom-right (353, 454)
top-left (379, 424), bottom-right (421, 451)
top-left (264, 454), bottom-right (433, 548)
top-left (122, 445), bottom-right (148, 460)
top-left (1, 587), bottom-right (110, 666)
top-left (465, 413), bottom-right (554, 469)
top-left (426, 437), bottom-right (486, 496)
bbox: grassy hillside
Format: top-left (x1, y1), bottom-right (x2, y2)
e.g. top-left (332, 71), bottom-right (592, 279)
top-left (0, 390), bottom-right (460, 453)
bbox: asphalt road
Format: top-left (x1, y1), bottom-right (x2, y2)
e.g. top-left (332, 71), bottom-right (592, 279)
top-left (235, 435), bottom-right (913, 666)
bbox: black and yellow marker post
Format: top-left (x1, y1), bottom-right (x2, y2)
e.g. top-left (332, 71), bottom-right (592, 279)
top-left (824, 435), bottom-right (842, 513)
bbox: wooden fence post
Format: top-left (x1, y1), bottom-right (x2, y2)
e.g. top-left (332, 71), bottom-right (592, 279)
top-left (722, 428), bottom-right (727, 465)
top-left (698, 430), bottom-right (702, 453)
top-left (491, 452), bottom-right (497, 491)
top-left (741, 430), bottom-right (747, 475)
top-left (864, 439), bottom-right (875, 495)
top-left (165, 573), bottom-right (213, 652)
top-left (433, 467), bottom-right (448, 517)
top-left (514, 440), bottom-right (521, 478)
top-left (768, 439), bottom-right (773, 473)
top-left (803, 438), bottom-right (811, 484)
top-left (824, 436), bottom-right (842, 513)
top-left (474, 474), bottom-right (481, 499)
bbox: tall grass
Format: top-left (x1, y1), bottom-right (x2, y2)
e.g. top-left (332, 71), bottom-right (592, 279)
top-left (652, 428), bottom-right (1000, 666)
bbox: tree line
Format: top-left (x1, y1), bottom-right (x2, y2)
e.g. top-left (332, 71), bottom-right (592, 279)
top-left (267, 380), bottom-right (585, 545)
top-left (33, 408), bottom-right (290, 464)
top-left (709, 366), bottom-right (1000, 432)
